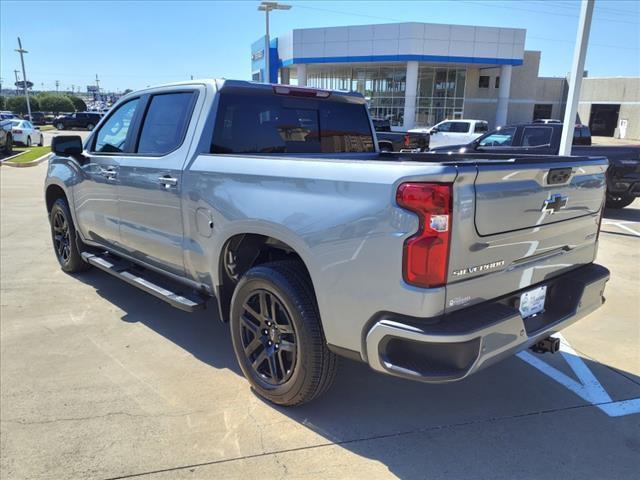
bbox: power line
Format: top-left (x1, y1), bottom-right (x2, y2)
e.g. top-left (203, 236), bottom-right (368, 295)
top-left (292, 2), bottom-right (638, 51)
top-left (457, 1), bottom-right (638, 25)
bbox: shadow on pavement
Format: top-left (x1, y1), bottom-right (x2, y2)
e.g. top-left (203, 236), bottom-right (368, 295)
top-left (603, 205), bottom-right (640, 222)
top-left (76, 268), bottom-right (640, 479)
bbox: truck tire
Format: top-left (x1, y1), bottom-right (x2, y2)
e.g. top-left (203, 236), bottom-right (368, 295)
top-left (3, 134), bottom-right (11, 154)
top-left (605, 192), bottom-right (634, 209)
top-left (49, 198), bottom-right (90, 273)
top-left (230, 261), bottom-right (337, 406)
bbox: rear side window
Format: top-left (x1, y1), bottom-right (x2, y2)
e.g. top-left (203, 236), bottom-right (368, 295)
top-left (137, 92), bottom-right (195, 155)
top-left (522, 126), bottom-right (553, 146)
top-left (211, 91), bottom-right (374, 154)
top-left (93, 99), bottom-right (139, 153)
top-left (474, 122), bottom-right (488, 133)
top-left (449, 121), bottom-right (470, 133)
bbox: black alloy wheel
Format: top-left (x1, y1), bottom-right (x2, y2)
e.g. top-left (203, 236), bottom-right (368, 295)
top-left (52, 208), bottom-right (71, 265)
top-left (240, 289), bottom-right (297, 386)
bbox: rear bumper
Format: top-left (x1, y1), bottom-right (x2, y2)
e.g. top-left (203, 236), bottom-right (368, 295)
top-left (364, 263), bottom-right (609, 383)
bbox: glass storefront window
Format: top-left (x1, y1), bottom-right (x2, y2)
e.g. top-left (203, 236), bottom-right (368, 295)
top-left (302, 63), bottom-right (466, 128)
top-left (416, 65), bottom-right (467, 127)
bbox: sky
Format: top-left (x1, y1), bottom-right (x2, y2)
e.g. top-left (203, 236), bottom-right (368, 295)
top-left (1, 0), bottom-right (638, 93)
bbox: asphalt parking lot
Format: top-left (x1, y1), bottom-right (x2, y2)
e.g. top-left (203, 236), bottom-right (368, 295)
top-left (1, 163), bottom-right (638, 480)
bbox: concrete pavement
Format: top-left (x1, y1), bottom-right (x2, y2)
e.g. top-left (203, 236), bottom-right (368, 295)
top-left (1, 163), bottom-right (639, 479)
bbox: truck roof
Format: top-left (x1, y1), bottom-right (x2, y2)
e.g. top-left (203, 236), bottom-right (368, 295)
top-left (119, 78), bottom-right (366, 103)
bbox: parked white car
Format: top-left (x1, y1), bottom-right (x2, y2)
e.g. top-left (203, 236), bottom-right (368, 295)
top-left (410, 119), bottom-right (489, 149)
top-left (9, 119), bottom-right (44, 147)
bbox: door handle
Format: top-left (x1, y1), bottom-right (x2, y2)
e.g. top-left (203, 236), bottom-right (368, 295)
top-left (100, 167), bottom-right (117, 179)
top-left (158, 176), bottom-right (178, 188)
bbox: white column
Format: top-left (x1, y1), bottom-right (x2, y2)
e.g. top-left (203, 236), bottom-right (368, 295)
top-left (297, 64), bottom-right (307, 87)
top-left (559, 0), bottom-right (594, 156)
top-left (402, 61), bottom-right (419, 130)
top-left (280, 68), bottom-right (290, 85)
top-left (495, 64), bottom-right (512, 127)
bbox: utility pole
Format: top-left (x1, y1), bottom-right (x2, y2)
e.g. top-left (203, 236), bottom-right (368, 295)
top-left (559, 0), bottom-right (594, 156)
top-left (14, 70), bottom-right (20, 95)
top-left (95, 74), bottom-right (100, 93)
top-left (55, 80), bottom-right (59, 93)
top-left (257, 2), bottom-right (291, 83)
top-left (15, 37), bottom-right (32, 121)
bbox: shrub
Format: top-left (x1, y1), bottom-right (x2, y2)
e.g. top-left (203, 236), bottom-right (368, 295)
top-left (66, 95), bottom-right (87, 112)
top-left (5, 96), bottom-right (40, 115)
top-left (38, 94), bottom-right (75, 115)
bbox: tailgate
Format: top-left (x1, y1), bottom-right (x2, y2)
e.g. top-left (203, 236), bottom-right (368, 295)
top-left (445, 156), bottom-right (608, 312)
top-left (474, 159), bottom-right (606, 235)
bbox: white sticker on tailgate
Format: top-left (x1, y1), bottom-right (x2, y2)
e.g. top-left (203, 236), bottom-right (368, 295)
top-left (519, 285), bottom-right (547, 318)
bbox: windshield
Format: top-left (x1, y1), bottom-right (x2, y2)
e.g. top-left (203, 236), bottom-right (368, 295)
top-left (477, 127), bottom-right (517, 146)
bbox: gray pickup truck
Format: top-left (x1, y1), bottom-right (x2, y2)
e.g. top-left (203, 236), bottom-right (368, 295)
top-left (45, 79), bottom-right (610, 406)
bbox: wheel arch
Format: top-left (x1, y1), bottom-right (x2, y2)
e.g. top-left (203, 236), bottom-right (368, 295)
top-left (215, 232), bottom-right (316, 324)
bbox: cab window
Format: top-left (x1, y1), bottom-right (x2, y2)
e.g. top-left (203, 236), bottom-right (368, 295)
top-left (92, 99), bottom-right (139, 153)
top-left (522, 126), bottom-right (553, 147)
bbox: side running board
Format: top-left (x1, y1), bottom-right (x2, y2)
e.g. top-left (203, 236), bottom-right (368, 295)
top-left (81, 252), bottom-right (207, 312)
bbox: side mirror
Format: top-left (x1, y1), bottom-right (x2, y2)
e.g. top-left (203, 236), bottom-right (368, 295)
top-left (430, 127), bottom-right (439, 134)
top-left (52, 135), bottom-right (84, 157)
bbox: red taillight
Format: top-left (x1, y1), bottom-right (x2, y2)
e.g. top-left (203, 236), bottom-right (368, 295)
top-left (404, 134), bottom-right (410, 147)
top-left (396, 183), bottom-right (452, 288)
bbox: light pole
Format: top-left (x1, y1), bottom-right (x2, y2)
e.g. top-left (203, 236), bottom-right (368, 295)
top-left (559, 0), bottom-right (594, 156)
top-left (15, 37), bottom-right (32, 121)
top-left (257, 2), bottom-right (290, 83)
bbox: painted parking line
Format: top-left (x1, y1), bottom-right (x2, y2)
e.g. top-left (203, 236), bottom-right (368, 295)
top-left (517, 334), bottom-right (640, 418)
top-left (601, 220), bottom-right (640, 237)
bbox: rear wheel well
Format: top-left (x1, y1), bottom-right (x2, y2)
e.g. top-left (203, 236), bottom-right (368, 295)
top-left (45, 185), bottom-right (68, 213)
top-left (217, 234), bottom-right (313, 323)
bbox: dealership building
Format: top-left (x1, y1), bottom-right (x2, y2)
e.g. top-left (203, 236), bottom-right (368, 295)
top-left (251, 22), bottom-right (639, 139)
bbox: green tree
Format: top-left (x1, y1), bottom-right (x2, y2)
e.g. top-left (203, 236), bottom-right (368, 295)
top-left (66, 95), bottom-right (87, 112)
top-left (0, 95), bottom-right (5, 109)
top-left (5, 96), bottom-right (40, 115)
top-left (38, 94), bottom-right (74, 115)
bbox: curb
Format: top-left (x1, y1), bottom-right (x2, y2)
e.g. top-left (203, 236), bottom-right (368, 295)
top-left (1, 152), bottom-right (52, 168)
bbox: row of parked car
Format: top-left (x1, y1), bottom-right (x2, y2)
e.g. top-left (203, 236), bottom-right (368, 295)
top-left (371, 117), bottom-right (638, 209)
top-left (0, 110), bottom-right (104, 130)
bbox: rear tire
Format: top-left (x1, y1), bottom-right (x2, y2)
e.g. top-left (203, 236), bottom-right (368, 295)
top-left (26, 136), bottom-right (32, 147)
top-left (49, 198), bottom-right (90, 273)
top-left (38, 134), bottom-right (44, 147)
top-left (605, 192), bottom-right (634, 209)
top-left (230, 260), bottom-right (337, 406)
top-left (3, 134), bottom-right (11, 154)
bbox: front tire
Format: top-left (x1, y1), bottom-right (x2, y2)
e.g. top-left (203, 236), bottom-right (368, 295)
top-left (605, 192), bottom-right (635, 209)
top-left (49, 198), bottom-right (90, 273)
top-left (26, 136), bottom-right (32, 147)
top-left (38, 134), bottom-right (44, 147)
top-left (230, 261), bottom-right (337, 406)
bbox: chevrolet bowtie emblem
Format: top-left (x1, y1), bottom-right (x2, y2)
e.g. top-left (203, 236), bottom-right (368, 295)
top-left (541, 194), bottom-right (568, 214)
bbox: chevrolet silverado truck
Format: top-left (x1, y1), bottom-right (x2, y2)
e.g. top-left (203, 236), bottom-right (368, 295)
top-left (430, 122), bottom-right (640, 209)
top-left (45, 80), bottom-right (610, 406)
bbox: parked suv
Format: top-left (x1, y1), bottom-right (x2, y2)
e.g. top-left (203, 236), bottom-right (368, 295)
top-left (54, 112), bottom-right (102, 131)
